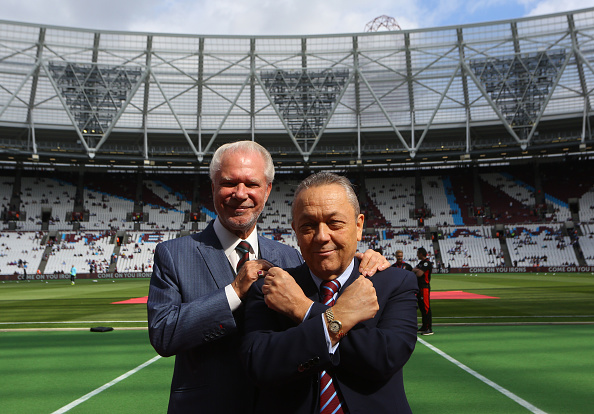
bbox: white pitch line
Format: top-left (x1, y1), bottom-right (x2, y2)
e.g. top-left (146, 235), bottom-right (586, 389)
top-left (417, 338), bottom-right (547, 414)
top-left (51, 355), bottom-right (161, 414)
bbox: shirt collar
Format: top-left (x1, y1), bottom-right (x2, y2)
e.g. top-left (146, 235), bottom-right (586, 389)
top-left (309, 258), bottom-right (355, 295)
top-left (213, 216), bottom-right (259, 261)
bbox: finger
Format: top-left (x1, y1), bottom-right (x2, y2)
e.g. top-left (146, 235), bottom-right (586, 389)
top-left (255, 259), bottom-right (275, 270)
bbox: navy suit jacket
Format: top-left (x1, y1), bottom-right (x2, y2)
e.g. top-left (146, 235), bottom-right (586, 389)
top-left (241, 259), bottom-right (418, 414)
top-left (147, 220), bottom-right (303, 413)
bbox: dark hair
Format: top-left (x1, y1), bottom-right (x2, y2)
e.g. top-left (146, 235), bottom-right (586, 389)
top-left (417, 247), bottom-right (428, 257)
top-left (292, 172), bottom-right (359, 218)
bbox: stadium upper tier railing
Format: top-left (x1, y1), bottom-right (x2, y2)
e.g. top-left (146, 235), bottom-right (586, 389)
top-left (1, 8), bottom-right (594, 168)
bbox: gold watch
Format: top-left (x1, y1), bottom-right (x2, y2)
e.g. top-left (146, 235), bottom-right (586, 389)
top-left (325, 308), bottom-right (344, 336)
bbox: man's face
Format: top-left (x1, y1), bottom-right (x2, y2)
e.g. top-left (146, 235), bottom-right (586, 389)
top-left (291, 184), bottom-right (364, 280)
top-left (417, 251), bottom-right (424, 260)
top-left (396, 251), bottom-right (404, 263)
top-left (212, 150), bottom-right (272, 238)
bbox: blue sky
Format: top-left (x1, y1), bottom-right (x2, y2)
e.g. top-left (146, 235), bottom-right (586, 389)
top-left (0, 0), bottom-right (593, 35)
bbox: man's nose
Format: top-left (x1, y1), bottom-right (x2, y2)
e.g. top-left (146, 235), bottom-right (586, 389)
top-left (314, 224), bottom-right (331, 242)
top-left (233, 183), bottom-right (248, 199)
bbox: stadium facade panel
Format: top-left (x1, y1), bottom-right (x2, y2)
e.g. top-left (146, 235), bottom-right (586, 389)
top-left (0, 8), bottom-right (593, 169)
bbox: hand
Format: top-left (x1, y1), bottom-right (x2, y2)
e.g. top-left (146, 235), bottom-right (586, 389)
top-left (261, 267), bottom-right (313, 323)
top-left (332, 275), bottom-right (378, 334)
top-left (233, 259), bottom-right (274, 300)
top-left (355, 249), bottom-right (390, 276)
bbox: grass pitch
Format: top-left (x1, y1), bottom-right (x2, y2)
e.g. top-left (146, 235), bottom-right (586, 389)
top-left (1, 273), bottom-right (593, 413)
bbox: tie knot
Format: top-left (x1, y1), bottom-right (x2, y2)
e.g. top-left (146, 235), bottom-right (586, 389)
top-left (235, 240), bottom-right (252, 272)
top-left (236, 240), bottom-right (251, 255)
top-left (320, 279), bottom-right (340, 305)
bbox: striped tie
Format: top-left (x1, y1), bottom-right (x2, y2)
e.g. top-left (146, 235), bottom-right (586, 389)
top-left (319, 279), bottom-right (345, 414)
top-left (235, 240), bottom-right (251, 272)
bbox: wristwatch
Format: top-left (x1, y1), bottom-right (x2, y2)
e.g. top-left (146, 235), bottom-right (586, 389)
top-left (325, 308), bottom-right (344, 337)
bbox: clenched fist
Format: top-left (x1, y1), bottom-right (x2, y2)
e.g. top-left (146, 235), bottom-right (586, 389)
top-left (233, 259), bottom-right (274, 299)
top-left (331, 275), bottom-right (379, 335)
top-left (261, 267), bottom-right (313, 323)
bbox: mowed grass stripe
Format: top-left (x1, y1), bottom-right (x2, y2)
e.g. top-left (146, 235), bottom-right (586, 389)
top-left (417, 337), bottom-right (547, 414)
top-left (416, 325), bottom-right (594, 414)
top-left (51, 355), bottom-right (161, 414)
top-left (0, 330), bottom-right (164, 414)
top-left (1, 326), bottom-right (593, 413)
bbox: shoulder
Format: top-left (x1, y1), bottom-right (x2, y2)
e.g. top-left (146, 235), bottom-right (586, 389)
top-left (258, 235), bottom-right (303, 266)
top-left (371, 266), bottom-right (417, 289)
top-left (418, 260), bottom-right (431, 269)
top-left (258, 235), bottom-right (296, 252)
top-left (154, 234), bottom-right (205, 259)
top-left (157, 234), bottom-right (197, 250)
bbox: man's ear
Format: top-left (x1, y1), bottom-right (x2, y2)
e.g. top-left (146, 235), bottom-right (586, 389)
top-left (356, 214), bottom-right (364, 241)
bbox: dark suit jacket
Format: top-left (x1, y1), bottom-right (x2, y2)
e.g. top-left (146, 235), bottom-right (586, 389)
top-left (147, 220), bottom-right (303, 413)
top-left (241, 259), bottom-right (418, 414)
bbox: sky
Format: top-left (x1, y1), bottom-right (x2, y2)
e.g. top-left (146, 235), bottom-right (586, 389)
top-left (0, 0), bottom-right (593, 35)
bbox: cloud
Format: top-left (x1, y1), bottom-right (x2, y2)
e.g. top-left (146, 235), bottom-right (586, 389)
top-left (524, 0), bottom-right (594, 17)
top-left (2, 0), bottom-right (590, 36)
top-left (127, 0), bottom-right (409, 35)
top-left (0, 0), bottom-right (161, 31)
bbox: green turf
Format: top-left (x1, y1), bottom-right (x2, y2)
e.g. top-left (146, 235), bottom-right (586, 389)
top-left (0, 329), bottom-right (172, 414)
top-left (410, 325), bottom-right (594, 414)
top-left (2, 327), bottom-right (592, 413)
top-left (1, 273), bottom-right (593, 413)
top-left (3, 273), bottom-right (592, 328)
top-left (0, 279), bottom-right (150, 329)
top-left (430, 272), bottom-right (594, 323)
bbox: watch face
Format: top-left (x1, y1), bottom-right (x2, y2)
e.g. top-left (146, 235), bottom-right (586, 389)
top-left (329, 320), bottom-right (342, 333)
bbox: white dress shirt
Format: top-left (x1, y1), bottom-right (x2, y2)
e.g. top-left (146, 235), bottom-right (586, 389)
top-left (213, 217), bottom-right (260, 311)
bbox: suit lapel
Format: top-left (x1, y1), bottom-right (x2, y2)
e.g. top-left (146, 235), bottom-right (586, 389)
top-left (339, 257), bottom-right (361, 296)
top-left (290, 264), bottom-right (320, 302)
top-left (195, 221), bottom-right (236, 287)
top-left (258, 235), bottom-right (293, 267)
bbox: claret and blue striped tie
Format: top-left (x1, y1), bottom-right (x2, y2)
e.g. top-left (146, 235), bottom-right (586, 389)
top-left (235, 241), bottom-right (251, 272)
top-left (319, 279), bottom-right (345, 414)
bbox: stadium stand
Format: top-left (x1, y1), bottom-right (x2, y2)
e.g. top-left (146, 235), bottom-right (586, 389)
top-left (258, 177), bottom-right (299, 230)
top-left (44, 231), bottom-right (116, 275)
top-left (505, 224), bottom-right (578, 267)
top-left (579, 234), bottom-right (594, 266)
top-left (83, 187), bottom-right (134, 231)
top-left (0, 232), bottom-right (45, 276)
top-left (422, 176), bottom-right (459, 227)
top-left (365, 176), bottom-right (417, 227)
top-left (115, 231), bottom-right (179, 272)
top-left (1, 164), bottom-right (593, 275)
top-left (18, 176), bottom-right (76, 231)
top-left (439, 226), bottom-right (504, 268)
top-left (141, 180), bottom-right (190, 231)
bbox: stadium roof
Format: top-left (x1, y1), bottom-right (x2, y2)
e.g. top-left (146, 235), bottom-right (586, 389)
top-left (1, 8), bottom-right (594, 170)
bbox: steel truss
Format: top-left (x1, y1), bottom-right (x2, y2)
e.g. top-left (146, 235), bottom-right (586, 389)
top-left (0, 8), bottom-right (593, 168)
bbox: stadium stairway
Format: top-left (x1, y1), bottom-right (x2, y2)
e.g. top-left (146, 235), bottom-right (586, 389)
top-left (37, 242), bottom-right (54, 274)
top-left (573, 242), bottom-right (587, 266)
top-left (110, 240), bottom-right (121, 272)
top-left (432, 239), bottom-right (443, 267)
top-left (499, 237), bottom-right (513, 267)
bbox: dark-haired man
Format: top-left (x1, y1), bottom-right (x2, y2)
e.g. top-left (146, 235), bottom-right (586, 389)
top-left (413, 247), bottom-right (433, 335)
top-left (242, 172), bottom-right (418, 413)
